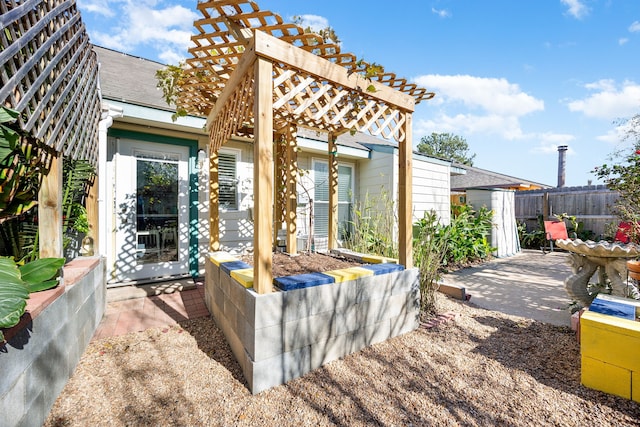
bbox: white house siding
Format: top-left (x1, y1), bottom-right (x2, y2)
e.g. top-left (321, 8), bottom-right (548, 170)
top-left (197, 139), bottom-right (255, 264)
top-left (412, 154), bottom-right (451, 224)
top-left (466, 189), bottom-right (520, 258)
top-left (358, 146), bottom-right (451, 226)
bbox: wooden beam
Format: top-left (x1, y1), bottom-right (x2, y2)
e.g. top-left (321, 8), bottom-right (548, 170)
top-left (86, 175), bottom-right (98, 253)
top-left (253, 57), bottom-right (274, 294)
top-left (206, 36), bottom-right (258, 131)
top-left (39, 153), bottom-right (63, 258)
top-left (285, 126), bottom-right (298, 254)
top-left (398, 113), bottom-right (413, 268)
top-left (274, 133), bottom-right (285, 249)
top-left (328, 133), bottom-right (338, 250)
top-left (253, 31), bottom-right (416, 113)
top-left (209, 152), bottom-right (220, 252)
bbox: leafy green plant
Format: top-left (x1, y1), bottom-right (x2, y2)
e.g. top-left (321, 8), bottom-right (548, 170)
top-left (413, 211), bottom-right (450, 315)
top-left (441, 204), bottom-right (495, 267)
top-left (0, 106), bottom-right (51, 219)
top-left (0, 257), bottom-right (64, 342)
top-left (517, 219), bottom-right (546, 249)
top-left (344, 189), bottom-right (398, 258)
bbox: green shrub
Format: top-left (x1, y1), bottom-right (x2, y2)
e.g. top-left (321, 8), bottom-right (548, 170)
top-left (344, 189), bottom-right (398, 258)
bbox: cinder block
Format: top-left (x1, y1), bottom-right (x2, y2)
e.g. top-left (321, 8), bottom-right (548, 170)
top-left (0, 375), bottom-right (25, 425)
top-left (230, 268), bottom-right (253, 288)
top-left (246, 289), bottom-right (284, 329)
top-left (283, 311), bottom-right (336, 352)
top-left (274, 272), bottom-right (334, 291)
top-left (310, 333), bottom-right (352, 367)
top-left (581, 355), bottom-right (631, 399)
top-left (209, 251), bottom-right (238, 266)
top-left (633, 371), bottom-right (640, 403)
top-left (361, 254), bottom-right (398, 264)
top-left (581, 311), bottom-right (640, 371)
top-left (282, 283), bottom-right (341, 321)
top-left (362, 263), bottom-right (405, 275)
top-left (248, 323), bottom-right (284, 362)
top-left (220, 260), bottom-right (251, 275)
top-left (390, 310), bottom-right (420, 337)
top-left (220, 272), bottom-right (233, 298)
top-left (247, 346), bottom-right (311, 394)
top-left (324, 267), bottom-right (373, 283)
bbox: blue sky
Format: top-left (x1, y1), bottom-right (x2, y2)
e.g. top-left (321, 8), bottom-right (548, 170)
top-left (78, 0), bottom-right (640, 187)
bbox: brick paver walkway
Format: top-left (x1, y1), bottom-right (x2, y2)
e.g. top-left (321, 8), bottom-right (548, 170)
top-left (93, 282), bottom-right (209, 340)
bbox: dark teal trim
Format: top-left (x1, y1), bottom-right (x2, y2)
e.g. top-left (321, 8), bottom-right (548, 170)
top-left (109, 129), bottom-right (200, 277)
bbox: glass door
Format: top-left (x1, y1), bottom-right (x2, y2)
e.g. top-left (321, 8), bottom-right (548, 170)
top-left (113, 140), bottom-right (190, 282)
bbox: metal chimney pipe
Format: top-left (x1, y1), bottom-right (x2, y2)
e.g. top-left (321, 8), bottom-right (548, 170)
top-left (557, 145), bottom-right (568, 188)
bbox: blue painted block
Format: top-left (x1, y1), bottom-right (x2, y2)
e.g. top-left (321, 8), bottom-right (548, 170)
top-left (220, 260), bottom-right (251, 275)
top-left (589, 296), bottom-right (636, 320)
top-left (363, 263), bottom-right (405, 275)
top-left (273, 272), bottom-right (335, 291)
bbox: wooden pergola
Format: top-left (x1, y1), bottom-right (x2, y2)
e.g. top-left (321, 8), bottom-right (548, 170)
top-left (180, 1), bottom-right (435, 294)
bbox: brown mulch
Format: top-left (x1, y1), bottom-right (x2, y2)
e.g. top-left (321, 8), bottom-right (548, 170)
top-left (45, 293), bottom-right (640, 426)
top-left (241, 251), bottom-right (363, 277)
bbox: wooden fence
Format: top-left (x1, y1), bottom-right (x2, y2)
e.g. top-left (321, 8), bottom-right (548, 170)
top-left (514, 185), bottom-right (619, 239)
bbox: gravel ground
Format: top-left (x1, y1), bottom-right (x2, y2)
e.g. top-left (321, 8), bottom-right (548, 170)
top-left (45, 293), bottom-right (640, 426)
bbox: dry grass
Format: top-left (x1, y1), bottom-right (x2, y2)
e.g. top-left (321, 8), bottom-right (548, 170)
top-left (45, 294), bottom-right (640, 427)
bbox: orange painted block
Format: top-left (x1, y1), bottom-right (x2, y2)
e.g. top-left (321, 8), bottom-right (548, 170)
top-left (230, 268), bottom-right (254, 288)
top-left (209, 251), bottom-right (238, 266)
top-left (582, 355), bottom-right (631, 399)
top-left (633, 372), bottom-right (640, 403)
top-left (580, 311), bottom-right (640, 372)
top-left (324, 267), bottom-right (374, 283)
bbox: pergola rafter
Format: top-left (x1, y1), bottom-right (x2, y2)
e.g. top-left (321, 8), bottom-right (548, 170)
top-left (183, 1), bottom-right (435, 294)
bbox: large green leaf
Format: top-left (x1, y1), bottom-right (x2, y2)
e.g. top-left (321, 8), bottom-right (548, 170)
top-left (19, 257), bottom-right (65, 286)
top-left (24, 279), bottom-right (59, 293)
top-left (0, 257), bottom-right (22, 282)
top-left (0, 106), bottom-right (19, 124)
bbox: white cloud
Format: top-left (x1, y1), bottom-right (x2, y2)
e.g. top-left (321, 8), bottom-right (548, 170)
top-left (294, 14), bottom-right (330, 32)
top-left (619, 38), bottom-right (629, 46)
top-left (561, 0), bottom-right (589, 19)
top-left (414, 74), bottom-right (544, 116)
top-left (77, 0), bottom-right (115, 17)
top-left (413, 74), bottom-right (544, 141)
top-left (567, 79), bottom-right (640, 120)
top-left (630, 21), bottom-right (640, 33)
top-left (531, 133), bottom-right (576, 154)
top-left (83, 1), bottom-right (198, 63)
top-left (431, 8), bottom-right (451, 18)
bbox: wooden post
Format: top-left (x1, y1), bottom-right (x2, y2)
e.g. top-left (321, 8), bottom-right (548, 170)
top-left (86, 176), bottom-right (98, 253)
top-left (39, 154), bottom-right (63, 258)
top-left (253, 57), bottom-right (274, 294)
top-left (398, 114), bottom-right (413, 268)
top-left (273, 133), bottom-right (285, 249)
top-left (328, 132), bottom-right (338, 250)
top-left (209, 151), bottom-right (220, 252)
top-left (285, 126), bottom-right (298, 254)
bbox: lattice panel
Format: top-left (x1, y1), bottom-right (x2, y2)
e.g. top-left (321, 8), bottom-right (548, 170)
top-left (0, 0), bottom-right (101, 166)
top-left (181, 0), bottom-right (435, 126)
top-left (207, 66), bottom-right (255, 152)
top-left (272, 65), bottom-right (408, 143)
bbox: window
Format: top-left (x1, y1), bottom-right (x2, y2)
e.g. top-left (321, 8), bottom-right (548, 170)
top-left (312, 160), bottom-right (353, 240)
top-left (218, 151), bottom-right (238, 210)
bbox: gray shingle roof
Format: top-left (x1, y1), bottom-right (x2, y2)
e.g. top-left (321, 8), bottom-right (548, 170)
top-left (94, 45), bottom-right (170, 111)
top-left (450, 163), bottom-right (552, 191)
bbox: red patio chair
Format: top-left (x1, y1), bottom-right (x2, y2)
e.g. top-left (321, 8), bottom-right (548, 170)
top-left (614, 222), bottom-right (633, 244)
top-left (542, 220), bottom-right (569, 254)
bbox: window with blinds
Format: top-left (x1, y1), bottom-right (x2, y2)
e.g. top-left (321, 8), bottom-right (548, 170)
top-left (312, 160), bottom-right (353, 240)
top-left (219, 152), bottom-right (238, 209)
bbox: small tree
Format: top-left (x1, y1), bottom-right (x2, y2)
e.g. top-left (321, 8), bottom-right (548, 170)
top-left (593, 113), bottom-right (640, 241)
top-left (417, 132), bottom-right (476, 165)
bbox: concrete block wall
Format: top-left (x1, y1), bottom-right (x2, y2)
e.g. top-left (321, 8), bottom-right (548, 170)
top-left (580, 309), bottom-right (640, 402)
top-left (0, 257), bottom-right (106, 427)
top-left (205, 252), bottom-right (420, 394)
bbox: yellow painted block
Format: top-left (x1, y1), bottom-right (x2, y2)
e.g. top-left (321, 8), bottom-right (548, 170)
top-left (361, 255), bottom-right (398, 264)
top-left (633, 372), bottom-right (640, 403)
top-left (581, 355), bottom-right (631, 399)
top-left (209, 252), bottom-right (238, 266)
top-left (580, 311), bottom-right (640, 371)
top-left (230, 268), bottom-right (254, 288)
top-left (324, 267), bottom-right (374, 283)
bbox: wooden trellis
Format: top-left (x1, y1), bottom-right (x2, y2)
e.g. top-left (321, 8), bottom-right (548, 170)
top-left (0, 0), bottom-right (102, 257)
top-left (183, 1), bottom-right (435, 293)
